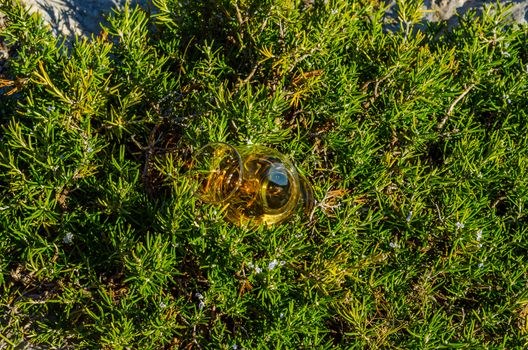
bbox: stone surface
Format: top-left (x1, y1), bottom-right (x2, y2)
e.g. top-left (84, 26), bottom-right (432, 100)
top-left (21, 0), bottom-right (151, 39)
top-left (383, 0), bottom-right (528, 31)
top-left (422, 0), bottom-right (527, 22)
top-left (0, 12), bottom-right (9, 75)
top-left (11, 0), bottom-right (528, 39)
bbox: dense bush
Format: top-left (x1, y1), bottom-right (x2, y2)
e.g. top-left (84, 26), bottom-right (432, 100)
top-left (1, 0), bottom-right (527, 348)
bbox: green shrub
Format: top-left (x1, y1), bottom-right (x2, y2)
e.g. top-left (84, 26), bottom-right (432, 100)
top-left (1, 0), bottom-right (527, 348)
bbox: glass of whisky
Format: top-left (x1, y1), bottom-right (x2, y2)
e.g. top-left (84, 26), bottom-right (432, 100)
top-left (191, 142), bottom-right (313, 226)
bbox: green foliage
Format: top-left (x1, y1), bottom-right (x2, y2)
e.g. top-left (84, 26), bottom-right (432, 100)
top-left (1, 0), bottom-right (527, 348)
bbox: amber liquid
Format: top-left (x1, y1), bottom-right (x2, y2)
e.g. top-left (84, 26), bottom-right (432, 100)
top-left (194, 144), bottom-right (313, 226)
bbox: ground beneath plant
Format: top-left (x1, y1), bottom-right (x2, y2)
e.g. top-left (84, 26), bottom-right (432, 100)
top-left (20, 0), bottom-right (152, 39)
top-left (17, 0), bottom-right (528, 40)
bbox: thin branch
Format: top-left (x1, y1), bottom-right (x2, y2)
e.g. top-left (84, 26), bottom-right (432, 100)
top-left (234, 2), bottom-right (245, 26)
top-left (437, 83), bottom-right (475, 130)
top-left (236, 62), bottom-right (259, 89)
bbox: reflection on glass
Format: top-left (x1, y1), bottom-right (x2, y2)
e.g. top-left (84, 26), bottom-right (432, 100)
top-left (192, 142), bottom-right (314, 226)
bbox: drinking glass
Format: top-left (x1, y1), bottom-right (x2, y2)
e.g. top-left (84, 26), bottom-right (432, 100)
top-left (191, 142), bottom-right (313, 226)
